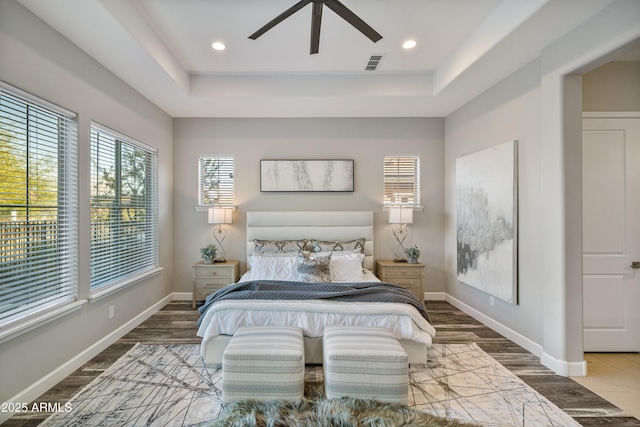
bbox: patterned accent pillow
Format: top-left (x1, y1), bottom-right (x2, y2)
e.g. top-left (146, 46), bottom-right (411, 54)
top-left (296, 252), bottom-right (331, 283)
top-left (253, 239), bottom-right (308, 253)
top-left (310, 238), bottom-right (366, 254)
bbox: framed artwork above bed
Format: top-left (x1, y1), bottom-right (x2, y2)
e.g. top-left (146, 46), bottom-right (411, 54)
top-left (260, 159), bottom-right (354, 192)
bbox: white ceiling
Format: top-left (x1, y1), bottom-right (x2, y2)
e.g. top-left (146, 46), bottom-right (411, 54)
top-left (17, 0), bottom-right (624, 118)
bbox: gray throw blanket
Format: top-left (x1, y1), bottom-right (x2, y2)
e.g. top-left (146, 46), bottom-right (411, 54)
top-left (197, 280), bottom-right (430, 326)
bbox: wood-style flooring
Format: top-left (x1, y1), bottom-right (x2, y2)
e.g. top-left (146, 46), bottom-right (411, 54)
top-left (4, 300), bottom-right (639, 426)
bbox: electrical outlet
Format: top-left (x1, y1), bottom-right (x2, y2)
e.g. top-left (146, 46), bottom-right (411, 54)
top-left (489, 296), bottom-right (495, 307)
top-left (108, 306), bottom-right (115, 319)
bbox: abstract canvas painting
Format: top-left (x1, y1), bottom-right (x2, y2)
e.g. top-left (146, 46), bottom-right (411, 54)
top-left (456, 140), bottom-right (518, 303)
top-left (261, 160), bottom-right (354, 192)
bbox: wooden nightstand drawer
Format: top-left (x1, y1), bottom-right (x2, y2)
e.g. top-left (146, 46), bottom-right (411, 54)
top-left (195, 288), bottom-right (221, 301)
top-left (194, 266), bottom-right (233, 279)
top-left (195, 278), bottom-right (233, 287)
top-left (392, 277), bottom-right (422, 286)
top-left (383, 266), bottom-right (423, 278)
top-left (195, 280), bottom-right (227, 299)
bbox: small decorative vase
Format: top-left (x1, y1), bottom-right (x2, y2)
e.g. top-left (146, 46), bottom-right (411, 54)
top-left (408, 257), bottom-right (418, 264)
top-left (203, 258), bottom-right (212, 265)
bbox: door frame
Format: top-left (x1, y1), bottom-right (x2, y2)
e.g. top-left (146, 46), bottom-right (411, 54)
top-left (582, 111), bottom-right (640, 352)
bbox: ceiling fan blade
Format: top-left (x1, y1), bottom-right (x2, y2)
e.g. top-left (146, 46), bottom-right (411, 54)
top-left (249, 0), bottom-right (313, 40)
top-left (324, 0), bottom-right (382, 43)
top-left (310, 1), bottom-right (323, 54)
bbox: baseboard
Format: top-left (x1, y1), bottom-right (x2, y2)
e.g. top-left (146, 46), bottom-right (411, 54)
top-left (421, 292), bottom-right (582, 376)
top-left (444, 294), bottom-right (586, 377)
top-left (425, 292), bottom-right (446, 301)
top-left (541, 351), bottom-right (587, 377)
top-left (172, 292), bottom-right (192, 301)
top-left (444, 294), bottom-right (545, 359)
top-left (0, 294), bottom-right (173, 424)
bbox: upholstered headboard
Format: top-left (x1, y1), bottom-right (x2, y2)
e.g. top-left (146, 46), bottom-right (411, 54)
top-left (246, 211), bottom-right (374, 270)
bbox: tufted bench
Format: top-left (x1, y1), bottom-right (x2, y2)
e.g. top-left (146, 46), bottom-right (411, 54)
top-left (221, 326), bottom-right (305, 403)
top-left (323, 326), bottom-right (409, 405)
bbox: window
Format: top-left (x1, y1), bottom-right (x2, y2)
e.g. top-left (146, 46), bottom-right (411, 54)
top-left (0, 83), bottom-right (78, 327)
top-left (90, 123), bottom-right (158, 291)
top-left (199, 156), bottom-right (234, 206)
top-left (383, 155), bottom-right (420, 206)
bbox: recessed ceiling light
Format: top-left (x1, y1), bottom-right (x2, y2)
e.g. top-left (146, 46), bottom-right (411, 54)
top-left (212, 42), bottom-right (226, 51)
top-left (403, 40), bottom-right (417, 49)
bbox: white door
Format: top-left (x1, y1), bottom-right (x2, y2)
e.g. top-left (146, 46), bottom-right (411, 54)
top-left (583, 115), bottom-right (640, 352)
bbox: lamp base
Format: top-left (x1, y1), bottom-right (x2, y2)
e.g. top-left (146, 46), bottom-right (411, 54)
top-left (213, 228), bottom-right (227, 264)
top-left (392, 226), bottom-right (409, 263)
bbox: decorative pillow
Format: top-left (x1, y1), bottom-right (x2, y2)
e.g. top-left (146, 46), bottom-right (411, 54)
top-left (303, 251), bottom-right (365, 282)
top-left (248, 253), bottom-right (298, 281)
top-left (329, 252), bottom-right (365, 282)
top-left (253, 239), bottom-right (308, 253)
top-left (310, 238), bottom-right (366, 254)
top-left (296, 252), bottom-right (332, 283)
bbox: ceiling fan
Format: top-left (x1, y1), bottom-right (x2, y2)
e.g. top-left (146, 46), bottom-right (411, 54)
top-left (249, 0), bottom-right (383, 54)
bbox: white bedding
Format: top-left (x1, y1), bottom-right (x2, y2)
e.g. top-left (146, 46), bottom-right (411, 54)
top-left (197, 298), bottom-right (436, 359)
top-left (196, 269), bottom-right (437, 359)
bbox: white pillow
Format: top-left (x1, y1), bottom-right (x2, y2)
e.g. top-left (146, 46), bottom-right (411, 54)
top-left (248, 251), bottom-right (297, 268)
top-left (329, 252), bottom-right (365, 282)
top-left (248, 254), bottom-right (298, 281)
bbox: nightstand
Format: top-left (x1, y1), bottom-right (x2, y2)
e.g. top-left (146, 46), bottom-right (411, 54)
top-left (192, 260), bottom-right (240, 308)
top-left (375, 260), bottom-right (425, 301)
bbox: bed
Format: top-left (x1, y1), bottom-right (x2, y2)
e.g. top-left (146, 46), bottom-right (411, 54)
top-left (196, 211), bottom-right (436, 366)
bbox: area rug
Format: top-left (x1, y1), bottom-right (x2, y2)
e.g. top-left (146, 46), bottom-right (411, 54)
top-left (39, 343), bottom-right (581, 427)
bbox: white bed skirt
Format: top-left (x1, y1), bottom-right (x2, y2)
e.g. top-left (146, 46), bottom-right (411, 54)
top-left (201, 334), bottom-right (428, 367)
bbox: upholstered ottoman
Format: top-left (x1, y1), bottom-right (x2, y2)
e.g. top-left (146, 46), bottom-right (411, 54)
top-left (221, 326), bottom-right (305, 403)
top-left (323, 326), bottom-right (409, 405)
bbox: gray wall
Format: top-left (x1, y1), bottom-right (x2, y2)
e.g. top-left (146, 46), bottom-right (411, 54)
top-left (0, 1), bottom-right (173, 404)
top-left (172, 117), bottom-right (445, 293)
top-left (445, 59), bottom-right (544, 345)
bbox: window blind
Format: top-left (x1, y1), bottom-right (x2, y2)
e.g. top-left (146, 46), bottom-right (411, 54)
top-left (0, 84), bottom-right (78, 327)
top-left (383, 155), bottom-right (420, 206)
top-left (199, 156), bottom-right (234, 206)
top-left (90, 123), bottom-right (158, 291)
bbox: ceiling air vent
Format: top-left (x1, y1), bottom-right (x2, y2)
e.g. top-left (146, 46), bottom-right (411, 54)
top-left (365, 54), bottom-right (385, 71)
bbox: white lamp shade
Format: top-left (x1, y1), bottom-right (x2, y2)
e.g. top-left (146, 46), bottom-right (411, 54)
top-left (388, 206), bottom-right (413, 224)
top-left (208, 207), bottom-right (233, 224)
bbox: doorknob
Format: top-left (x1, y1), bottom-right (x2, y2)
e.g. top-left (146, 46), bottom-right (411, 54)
top-left (631, 262), bottom-right (640, 269)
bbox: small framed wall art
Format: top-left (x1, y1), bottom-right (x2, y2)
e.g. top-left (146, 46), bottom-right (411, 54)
top-left (260, 159), bottom-right (354, 192)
